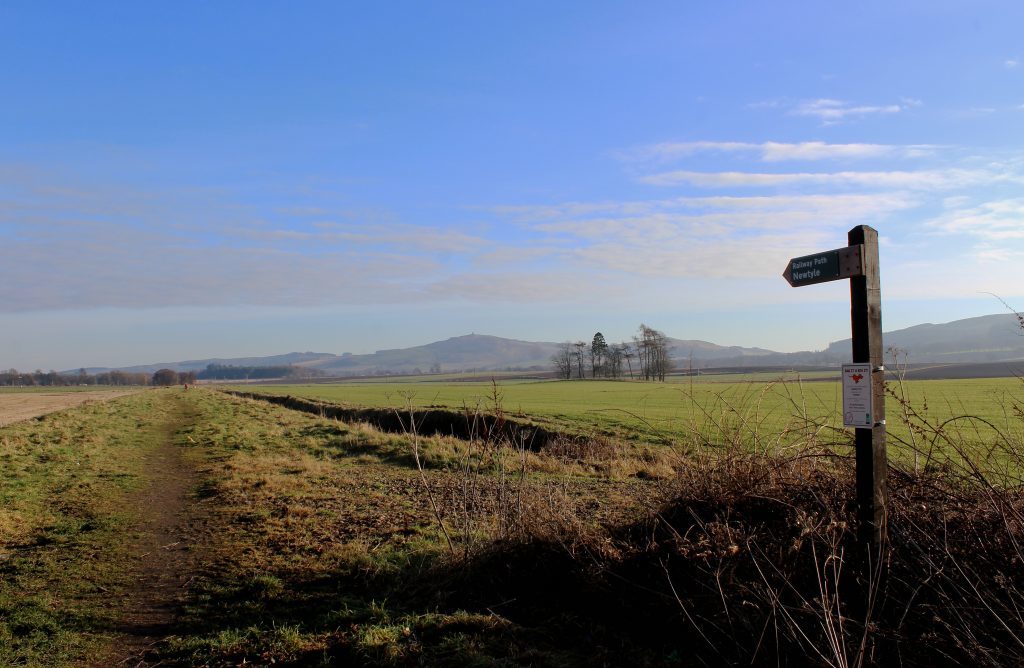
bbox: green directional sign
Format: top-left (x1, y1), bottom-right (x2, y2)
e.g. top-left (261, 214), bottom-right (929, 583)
top-left (787, 251), bottom-right (838, 286)
top-left (783, 244), bottom-right (864, 287)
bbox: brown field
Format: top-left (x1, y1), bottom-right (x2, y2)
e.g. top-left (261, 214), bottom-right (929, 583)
top-left (0, 389), bottom-right (141, 427)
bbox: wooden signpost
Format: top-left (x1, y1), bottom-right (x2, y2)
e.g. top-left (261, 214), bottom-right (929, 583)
top-left (783, 225), bottom-right (887, 545)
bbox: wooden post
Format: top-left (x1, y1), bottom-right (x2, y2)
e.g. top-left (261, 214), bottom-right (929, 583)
top-left (782, 226), bottom-right (889, 545)
top-left (848, 225), bottom-right (887, 544)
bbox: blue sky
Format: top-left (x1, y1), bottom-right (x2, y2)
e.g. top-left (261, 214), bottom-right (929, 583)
top-left (2, 1), bottom-right (1023, 370)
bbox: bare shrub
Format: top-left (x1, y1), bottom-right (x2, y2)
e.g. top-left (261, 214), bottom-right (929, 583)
top-left (544, 435), bottom-right (623, 462)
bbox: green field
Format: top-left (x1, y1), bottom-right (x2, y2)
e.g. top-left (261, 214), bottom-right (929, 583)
top-left (234, 375), bottom-right (1024, 458)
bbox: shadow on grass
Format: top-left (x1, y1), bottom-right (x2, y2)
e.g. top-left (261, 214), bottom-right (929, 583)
top-left (154, 543), bottom-right (606, 667)
top-left (157, 458), bottom-right (1024, 668)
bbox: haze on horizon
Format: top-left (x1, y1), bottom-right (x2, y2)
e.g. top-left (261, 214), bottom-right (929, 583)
top-left (2, 2), bottom-right (1023, 371)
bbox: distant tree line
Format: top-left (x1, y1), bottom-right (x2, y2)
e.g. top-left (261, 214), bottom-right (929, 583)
top-left (152, 369), bottom-right (198, 386)
top-left (551, 323), bottom-right (673, 381)
top-left (0, 363), bottom-right (325, 387)
top-left (1, 368), bottom-right (154, 386)
top-left (196, 364), bottom-right (324, 381)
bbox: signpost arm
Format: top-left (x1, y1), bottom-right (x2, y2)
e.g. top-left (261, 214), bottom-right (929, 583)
top-left (848, 225), bottom-right (887, 544)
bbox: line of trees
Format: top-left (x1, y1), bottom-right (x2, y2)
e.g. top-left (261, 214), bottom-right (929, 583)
top-left (0, 367), bottom-right (201, 387)
top-left (152, 369), bottom-right (198, 386)
top-left (551, 323), bottom-right (673, 381)
top-left (0, 368), bottom-right (155, 386)
top-left (196, 364), bottom-right (324, 381)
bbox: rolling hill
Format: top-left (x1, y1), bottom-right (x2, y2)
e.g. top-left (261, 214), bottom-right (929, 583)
top-left (67, 312), bottom-right (1024, 377)
top-left (823, 313), bottom-right (1024, 364)
top-left (310, 334), bottom-right (560, 375)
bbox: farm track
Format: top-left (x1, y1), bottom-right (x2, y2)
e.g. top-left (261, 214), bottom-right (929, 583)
top-left (85, 393), bottom-right (202, 667)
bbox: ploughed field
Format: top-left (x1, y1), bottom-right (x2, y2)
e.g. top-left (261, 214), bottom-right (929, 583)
top-left (2, 384), bottom-right (1023, 666)
top-left (0, 388), bottom-right (141, 427)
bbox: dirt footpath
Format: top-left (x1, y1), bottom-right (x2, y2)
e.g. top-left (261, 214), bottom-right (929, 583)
top-left (0, 390), bottom-right (141, 427)
top-left (88, 394), bottom-right (200, 666)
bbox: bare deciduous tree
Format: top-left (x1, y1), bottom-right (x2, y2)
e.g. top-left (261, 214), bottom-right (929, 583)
top-left (550, 342), bottom-right (574, 380)
top-left (551, 328), bottom-right (668, 381)
top-left (620, 342), bottom-right (634, 379)
top-left (637, 323), bottom-right (672, 381)
top-left (573, 341), bottom-right (587, 379)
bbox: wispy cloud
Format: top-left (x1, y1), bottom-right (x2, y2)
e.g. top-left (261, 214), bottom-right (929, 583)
top-left (424, 270), bottom-right (604, 303)
top-left (0, 166), bottom-right (496, 313)
top-left (928, 198), bottom-right (1024, 241)
top-left (7, 133), bottom-right (1021, 318)
top-left (1006, 59), bottom-right (1020, 69)
top-left (234, 222), bottom-right (487, 254)
top-left (0, 231), bottom-right (443, 313)
top-left (618, 141), bottom-right (935, 164)
top-left (497, 192), bottom-right (917, 280)
top-left (791, 98), bottom-right (903, 124)
top-left (471, 246), bottom-right (562, 266)
top-left (488, 192), bottom-right (917, 222)
top-left (747, 99), bottom-right (785, 110)
top-left (617, 141), bottom-right (754, 163)
top-left (571, 231), bottom-right (817, 279)
top-left (638, 168), bottom-right (1003, 190)
top-left (489, 134), bottom-right (1024, 291)
top-left (759, 141), bottom-right (932, 161)
top-left (972, 244), bottom-right (1018, 263)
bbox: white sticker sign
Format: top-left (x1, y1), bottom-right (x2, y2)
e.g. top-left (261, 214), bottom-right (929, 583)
top-left (842, 363), bottom-right (873, 428)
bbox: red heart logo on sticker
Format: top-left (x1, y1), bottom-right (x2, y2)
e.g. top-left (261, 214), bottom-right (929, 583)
top-left (851, 374), bottom-right (863, 383)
